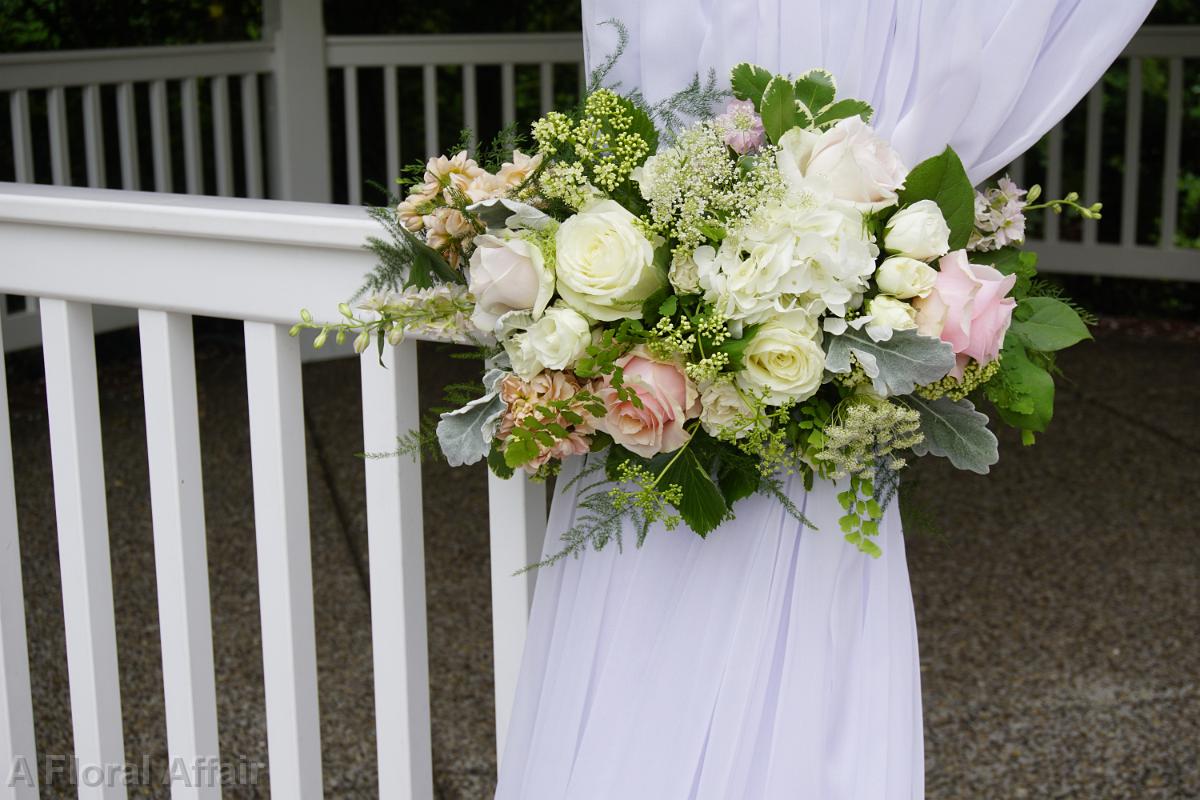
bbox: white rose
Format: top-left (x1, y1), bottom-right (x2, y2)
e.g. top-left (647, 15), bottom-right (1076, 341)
top-left (668, 249), bottom-right (702, 294)
top-left (884, 200), bottom-right (951, 260)
top-left (467, 233), bottom-right (554, 333)
top-left (875, 256), bottom-right (938, 299)
top-left (698, 380), bottom-right (752, 439)
top-left (776, 118), bottom-right (907, 212)
top-left (555, 200), bottom-right (666, 321)
top-left (501, 306), bottom-right (592, 381)
top-left (735, 310), bottom-right (825, 404)
top-left (863, 295), bottom-right (918, 342)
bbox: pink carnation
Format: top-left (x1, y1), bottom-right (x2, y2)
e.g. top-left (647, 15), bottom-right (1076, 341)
top-left (595, 348), bottom-right (699, 458)
top-left (914, 251), bottom-right (1017, 379)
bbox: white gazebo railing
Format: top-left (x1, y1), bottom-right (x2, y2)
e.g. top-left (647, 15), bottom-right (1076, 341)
top-left (0, 181), bottom-right (545, 798)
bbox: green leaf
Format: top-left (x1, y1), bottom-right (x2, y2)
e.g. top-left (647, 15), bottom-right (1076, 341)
top-left (716, 323), bottom-right (761, 370)
top-left (824, 328), bottom-right (957, 397)
top-left (396, 225), bottom-right (463, 287)
top-left (972, 247), bottom-right (1038, 298)
top-left (730, 62), bottom-right (774, 109)
top-left (1010, 297), bottom-right (1092, 352)
top-left (717, 458), bottom-right (760, 504)
top-left (814, 98), bottom-right (872, 127)
top-left (503, 435), bottom-right (540, 469)
top-left (897, 147), bottom-right (975, 251)
top-left (658, 295), bottom-right (678, 317)
top-left (759, 76), bottom-right (798, 145)
top-left (986, 341), bottom-right (1055, 433)
top-left (661, 448), bottom-right (729, 536)
top-left (621, 97), bottom-right (659, 166)
top-left (793, 69), bottom-right (836, 114)
top-left (903, 396), bottom-right (1000, 475)
top-left (487, 440), bottom-right (515, 479)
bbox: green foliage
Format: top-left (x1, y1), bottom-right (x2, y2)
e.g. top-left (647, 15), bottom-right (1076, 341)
top-left (896, 147), bottom-right (975, 250)
top-left (814, 98), bottom-right (873, 127)
top-left (361, 206), bottom-right (463, 297)
top-left (838, 474), bottom-right (883, 557)
top-left (1009, 297), bottom-right (1092, 352)
top-left (758, 76), bottom-right (797, 145)
top-left (985, 340), bottom-right (1055, 435)
top-left (729, 62), bottom-right (773, 108)
top-left (792, 69), bottom-right (836, 116)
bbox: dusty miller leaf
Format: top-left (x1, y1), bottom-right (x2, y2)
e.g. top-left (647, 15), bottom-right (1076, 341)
top-left (436, 392), bottom-right (506, 467)
top-left (824, 328), bottom-right (956, 397)
top-left (904, 396), bottom-right (999, 475)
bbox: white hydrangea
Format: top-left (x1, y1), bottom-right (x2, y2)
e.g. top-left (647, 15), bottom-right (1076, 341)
top-left (694, 190), bottom-right (878, 324)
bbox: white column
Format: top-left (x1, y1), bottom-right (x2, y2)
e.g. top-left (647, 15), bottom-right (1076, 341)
top-left (486, 472), bottom-right (546, 764)
top-left (263, 0), bottom-right (332, 201)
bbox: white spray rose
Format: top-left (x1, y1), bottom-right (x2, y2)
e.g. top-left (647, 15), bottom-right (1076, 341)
top-left (668, 249), bottom-right (702, 294)
top-left (501, 306), bottom-right (592, 381)
top-left (775, 117), bottom-right (908, 212)
top-left (863, 295), bottom-right (918, 342)
top-left (735, 310), bottom-right (825, 405)
top-left (698, 380), bottom-right (753, 439)
top-left (875, 256), bottom-right (938, 299)
top-left (467, 233), bottom-right (554, 333)
top-left (555, 200), bottom-right (666, 321)
top-left (884, 200), bottom-right (952, 261)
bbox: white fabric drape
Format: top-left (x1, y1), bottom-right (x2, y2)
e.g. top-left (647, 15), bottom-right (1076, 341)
top-left (581, 0), bottom-right (1154, 183)
top-left (495, 3), bottom-right (1152, 798)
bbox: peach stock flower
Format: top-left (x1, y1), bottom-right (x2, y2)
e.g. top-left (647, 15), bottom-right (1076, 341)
top-left (914, 250), bottom-right (1017, 379)
top-left (595, 348), bottom-right (700, 458)
top-left (499, 371), bottom-right (594, 472)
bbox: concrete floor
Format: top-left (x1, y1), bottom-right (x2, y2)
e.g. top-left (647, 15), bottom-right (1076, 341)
top-left (5, 319), bottom-right (1198, 799)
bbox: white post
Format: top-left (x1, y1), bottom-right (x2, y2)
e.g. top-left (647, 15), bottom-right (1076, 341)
top-left (487, 472), bottom-right (546, 764)
top-left (263, 0), bottom-right (332, 202)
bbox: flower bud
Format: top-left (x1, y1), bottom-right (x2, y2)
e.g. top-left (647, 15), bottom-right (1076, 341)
top-left (353, 331), bottom-right (370, 354)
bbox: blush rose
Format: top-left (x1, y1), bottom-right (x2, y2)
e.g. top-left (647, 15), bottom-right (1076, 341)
top-left (595, 347), bottom-right (700, 458)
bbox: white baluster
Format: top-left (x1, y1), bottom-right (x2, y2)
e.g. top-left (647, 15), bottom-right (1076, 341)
top-left (487, 471), bottom-right (546, 764)
top-left (539, 62), bottom-right (554, 115)
top-left (9, 90), bottom-right (34, 183)
top-left (47, 87), bottom-right (71, 186)
top-left (359, 343), bottom-right (434, 799)
top-left (384, 66), bottom-right (400, 186)
top-left (343, 67), bottom-right (361, 206)
top-left (182, 78), bottom-right (203, 194)
top-left (82, 85), bottom-right (106, 189)
top-left (211, 77), bottom-right (234, 197)
top-left (0, 325), bottom-right (38, 800)
top-left (242, 321), bottom-right (323, 799)
top-left (240, 75), bottom-right (264, 199)
top-left (422, 65), bottom-right (439, 158)
top-left (138, 311), bottom-right (221, 799)
top-left (1044, 123), bottom-right (1063, 243)
top-left (462, 64), bottom-right (478, 155)
top-left (501, 63), bottom-right (516, 129)
top-left (40, 299), bottom-right (126, 800)
top-left (149, 80), bottom-right (173, 193)
top-left (1161, 57), bottom-right (1182, 250)
top-left (1120, 58), bottom-right (1142, 247)
top-left (116, 83), bottom-right (140, 191)
top-left (1082, 82), bottom-right (1103, 246)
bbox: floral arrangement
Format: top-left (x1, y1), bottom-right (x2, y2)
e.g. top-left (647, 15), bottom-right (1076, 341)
top-left (296, 57), bottom-right (1097, 562)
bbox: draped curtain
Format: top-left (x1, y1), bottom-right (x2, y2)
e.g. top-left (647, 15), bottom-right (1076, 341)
top-left (582, 0), bottom-right (1155, 183)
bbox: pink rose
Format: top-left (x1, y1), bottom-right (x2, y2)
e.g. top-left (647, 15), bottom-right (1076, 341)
top-left (914, 250), bottom-right (1017, 379)
top-left (596, 348), bottom-right (700, 458)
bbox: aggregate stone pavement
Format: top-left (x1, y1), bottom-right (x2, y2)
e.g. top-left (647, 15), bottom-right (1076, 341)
top-left (5, 320), bottom-right (1197, 799)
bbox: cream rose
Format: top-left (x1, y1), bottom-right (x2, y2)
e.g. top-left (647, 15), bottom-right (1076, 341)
top-left (776, 117), bottom-right (907, 212)
top-left (467, 233), bottom-right (554, 333)
top-left (698, 380), bottom-right (752, 439)
top-left (555, 200), bottom-right (666, 321)
top-left (884, 200), bottom-right (952, 261)
top-left (875, 256), bottom-right (938, 299)
top-left (668, 249), bottom-right (702, 295)
top-left (595, 347), bottom-right (699, 457)
top-left (863, 295), bottom-right (918, 342)
top-left (736, 310), bottom-right (826, 404)
top-left (502, 306), bottom-right (592, 380)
